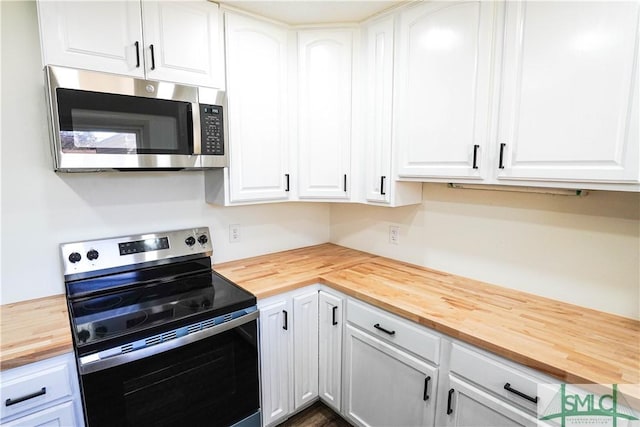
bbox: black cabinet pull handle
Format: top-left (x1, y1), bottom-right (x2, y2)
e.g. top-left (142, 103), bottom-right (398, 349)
top-left (380, 176), bottom-right (386, 195)
top-left (5, 387), bottom-right (46, 407)
top-left (134, 41), bottom-right (140, 68)
top-left (423, 376), bottom-right (431, 401)
top-left (447, 388), bottom-right (454, 415)
top-left (472, 144), bottom-right (479, 169)
top-left (499, 143), bottom-right (506, 169)
top-left (504, 383), bottom-right (538, 404)
top-left (150, 44), bottom-right (156, 70)
top-left (343, 174), bottom-right (347, 192)
top-left (373, 323), bottom-right (395, 336)
top-left (285, 174), bottom-right (290, 192)
top-left (332, 306), bottom-right (338, 325)
top-left (282, 310), bottom-right (288, 330)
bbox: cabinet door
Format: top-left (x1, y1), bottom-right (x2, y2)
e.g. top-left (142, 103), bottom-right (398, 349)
top-left (2, 401), bottom-right (77, 427)
top-left (344, 325), bottom-right (438, 427)
top-left (444, 376), bottom-right (537, 427)
top-left (396, 2), bottom-right (496, 180)
top-left (318, 291), bottom-right (343, 411)
top-left (225, 13), bottom-right (291, 203)
top-left (497, 1), bottom-right (640, 183)
top-left (364, 16), bottom-right (394, 203)
top-left (259, 299), bottom-right (292, 426)
top-left (141, 1), bottom-right (222, 87)
top-left (297, 30), bottom-right (353, 200)
top-left (292, 291), bottom-right (319, 410)
top-left (37, 0), bottom-right (144, 77)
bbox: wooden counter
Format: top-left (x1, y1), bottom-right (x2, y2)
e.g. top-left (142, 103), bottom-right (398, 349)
top-left (216, 243), bottom-right (640, 401)
top-left (0, 295), bottom-right (72, 371)
top-left (2, 243), bottom-right (638, 404)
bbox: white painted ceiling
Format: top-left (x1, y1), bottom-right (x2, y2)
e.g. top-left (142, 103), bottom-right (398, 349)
top-left (217, 0), bottom-right (405, 25)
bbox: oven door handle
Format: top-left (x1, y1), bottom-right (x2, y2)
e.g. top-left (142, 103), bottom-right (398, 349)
top-left (78, 310), bottom-right (259, 375)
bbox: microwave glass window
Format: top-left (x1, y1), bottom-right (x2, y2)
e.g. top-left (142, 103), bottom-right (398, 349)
top-left (56, 89), bottom-right (192, 155)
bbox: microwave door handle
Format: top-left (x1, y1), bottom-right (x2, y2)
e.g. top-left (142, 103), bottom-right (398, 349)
top-left (191, 104), bottom-right (201, 155)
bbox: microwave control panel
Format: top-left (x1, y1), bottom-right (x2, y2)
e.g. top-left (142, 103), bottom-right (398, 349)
top-left (200, 104), bottom-right (224, 155)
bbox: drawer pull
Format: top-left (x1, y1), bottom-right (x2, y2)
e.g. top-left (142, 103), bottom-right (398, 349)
top-left (5, 387), bottom-right (46, 407)
top-left (283, 310), bottom-right (288, 331)
top-left (380, 176), bottom-right (386, 195)
top-left (373, 323), bottom-right (395, 336)
top-left (447, 388), bottom-right (454, 414)
top-left (504, 383), bottom-right (538, 404)
top-left (332, 306), bottom-right (338, 326)
top-left (423, 376), bottom-right (431, 401)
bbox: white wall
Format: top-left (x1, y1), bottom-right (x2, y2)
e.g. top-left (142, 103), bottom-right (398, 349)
top-left (330, 184), bottom-right (640, 319)
top-left (0, 1), bottom-right (330, 305)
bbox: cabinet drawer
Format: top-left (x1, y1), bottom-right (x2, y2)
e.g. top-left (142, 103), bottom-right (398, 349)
top-left (450, 344), bottom-right (544, 413)
top-left (2, 401), bottom-right (76, 427)
top-left (1, 360), bottom-right (73, 420)
top-left (346, 299), bottom-right (440, 364)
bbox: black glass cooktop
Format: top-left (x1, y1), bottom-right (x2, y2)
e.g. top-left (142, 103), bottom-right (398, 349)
top-left (67, 257), bottom-right (255, 354)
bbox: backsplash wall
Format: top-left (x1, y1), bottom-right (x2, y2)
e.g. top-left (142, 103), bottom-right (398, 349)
top-left (0, 1), bottom-right (330, 305)
top-left (330, 184), bottom-right (640, 319)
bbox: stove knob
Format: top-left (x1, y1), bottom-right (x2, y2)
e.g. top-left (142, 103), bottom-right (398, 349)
top-left (68, 252), bottom-right (82, 263)
top-left (78, 329), bottom-right (90, 343)
top-left (185, 236), bottom-right (196, 246)
top-left (87, 249), bottom-right (99, 261)
top-left (198, 235), bottom-right (208, 245)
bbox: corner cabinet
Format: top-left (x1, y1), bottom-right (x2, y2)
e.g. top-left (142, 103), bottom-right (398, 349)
top-left (0, 352), bottom-right (84, 427)
top-left (297, 29), bottom-right (354, 200)
top-left (205, 12), bottom-right (291, 205)
top-left (37, 0), bottom-right (223, 88)
top-left (496, 1), bottom-right (639, 184)
top-left (395, 1), bottom-right (497, 181)
top-left (361, 16), bottom-right (422, 206)
top-left (318, 290), bottom-right (343, 411)
top-left (292, 290), bottom-right (319, 410)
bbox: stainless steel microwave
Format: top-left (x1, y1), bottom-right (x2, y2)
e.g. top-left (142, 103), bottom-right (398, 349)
top-left (44, 66), bottom-right (227, 172)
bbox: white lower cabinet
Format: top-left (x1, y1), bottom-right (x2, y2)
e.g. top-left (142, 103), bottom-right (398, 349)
top-left (2, 401), bottom-right (77, 427)
top-left (0, 352), bottom-right (83, 426)
top-left (259, 298), bottom-right (293, 427)
top-left (292, 290), bottom-right (319, 410)
top-left (344, 324), bottom-right (438, 427)
top-left (318, 290), bottom-right (343, 411)
top-left (443, 376), bottom-right (538, 427)
top-left (259, 288), bottom-right (563, 427)
top-left (258, 287), bottom-right (329, 427)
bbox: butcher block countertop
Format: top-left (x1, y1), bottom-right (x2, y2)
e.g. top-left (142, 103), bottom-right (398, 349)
top-left (215, 243), bottom-right (640, 401)
top-left (0, 295), bottom-right (72, 371)
top-left (2, 244), bottom-right (638, 402)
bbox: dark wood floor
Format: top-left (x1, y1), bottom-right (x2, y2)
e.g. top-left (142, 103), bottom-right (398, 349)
top-left (277, 402), bottom-right (352, 427)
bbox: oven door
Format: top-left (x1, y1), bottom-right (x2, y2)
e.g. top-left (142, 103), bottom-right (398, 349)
top-left (78, 315), bottom-right (260, 427)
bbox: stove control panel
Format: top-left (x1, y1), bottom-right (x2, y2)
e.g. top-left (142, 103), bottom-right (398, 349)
top-left (61, 227), bottom-right (213, 277)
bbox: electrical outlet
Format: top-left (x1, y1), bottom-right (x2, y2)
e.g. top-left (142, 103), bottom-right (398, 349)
top-left (229, 224), bottom-right (241, 243)
top-left (389, 225), bottom-right (399, 245)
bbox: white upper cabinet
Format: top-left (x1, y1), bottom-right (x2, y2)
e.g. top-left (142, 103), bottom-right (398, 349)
top-left (396, 1), bottom-right (497, 180)
top-left (37, 0), bottom-right (223, 88)
top-left (223, 12), bottom-right (291, 203)
top-left (496, 1), bottom-right (639, 184)
top-left (141, 1), bottom-right (222, 88)
top-left (297, 29), bottom-right (354, 200)
top-left (37, 1), bottom-right (144, 77)
top-left (362, 16), bottom-right (422, 206)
